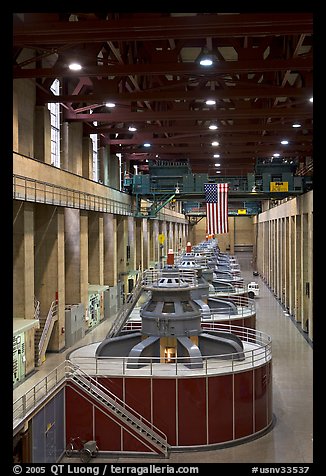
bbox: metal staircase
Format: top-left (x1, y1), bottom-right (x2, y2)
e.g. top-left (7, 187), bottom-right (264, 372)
top-left (34, 300), bottom-right (58, 366)
top-left (65, 360), bottom-right (169, 457)
top-left (107, 274), bottom-right (144, 338)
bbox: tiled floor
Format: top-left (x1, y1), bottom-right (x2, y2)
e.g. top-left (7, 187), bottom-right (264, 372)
top-left (13, 253), bottom-right (313, 463)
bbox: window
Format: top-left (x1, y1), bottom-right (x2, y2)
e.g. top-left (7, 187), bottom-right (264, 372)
top-left (90, 122), bottom-right (99, 182)
top-left (47, 79), bottom-right (60, 167)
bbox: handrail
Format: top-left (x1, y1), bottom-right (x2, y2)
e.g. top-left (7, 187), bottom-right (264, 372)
top-left (142, 268), bottom-right (198, 289)
top-left (73, 323), bottom-right (272, 377)
top-left (38, 300), bottom-right (58, 356)
top-left (13, 361), bottom-right (66, 428)
top-left (13, 173), bottom-right (132, 216)
top-left (107, 275), bottom-right (144, 338)
top-left (13, 323), bottom-right (272, 430)
top-left (34, 296), bottom-right (40, 321)
top-left (66, 360), bottom-right (168, 446)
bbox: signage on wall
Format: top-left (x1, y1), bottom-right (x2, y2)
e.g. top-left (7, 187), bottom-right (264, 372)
top-left (270, 181), bottom-right (289, 192)
top-left (237, 209), bottom-right (247, 215)
top-left (158, 234), bottom-right (165, 244)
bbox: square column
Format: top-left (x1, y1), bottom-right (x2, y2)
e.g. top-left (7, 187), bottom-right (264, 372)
top-left (104, 214), bottom-right (117, 286)
top-left (35, 205), bottom-right (65, 352)
top-left (82, 137), bottom-right (93, 179)
top-left (13, 201), bottom-right (35, 374)
top-left (34, 106), bottom-right (51, 164)
top-left (142, 218), bottom-right (150, 270)
top-left (88, 212), bottom-right (104, 285)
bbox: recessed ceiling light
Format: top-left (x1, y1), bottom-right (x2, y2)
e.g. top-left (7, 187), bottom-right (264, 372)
top-left (144, 143), bottom-right (151, 147)
top-left (292, 123), bottom-right (301, 128)
top-left (211, 141), bottom-right (219, 146)
top-left (105, 102), bottom-right (116, 108)
top-left (209, 124), bottom-right (218, 130)
top-left (128, 125), bottom-right (137, 132)
top-left (200, 58), bottom-right (213, 66)
top-left (216, 170), bottom-right (221, 174)
top-left (206, 99), bottom-right (216, 105)
top-left (215, 163), bottom-right (221, 167)
top-left (273, 153), bottom-right (280, 157)
top-left (213, 154), bottom-right (220, 158)
top-left (68, 62), bottom-right (82, 71)
top-left (309, 97), bottom-right (313, 103)
top-left (281, 140), bottom-right (289, 145)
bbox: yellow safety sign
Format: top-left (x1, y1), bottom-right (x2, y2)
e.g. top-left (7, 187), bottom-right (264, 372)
top-left (238, 209), bottom-right (247, 215)
top-left (158, 234), bottom-right (165, 244)
top-left (270, 181), bottom-right (288, 192)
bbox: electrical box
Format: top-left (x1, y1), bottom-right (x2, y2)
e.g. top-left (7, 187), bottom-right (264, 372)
top-left (13, 333), bottom-right (26, 385)
top-left (65, 303), bottom-right (85, 348)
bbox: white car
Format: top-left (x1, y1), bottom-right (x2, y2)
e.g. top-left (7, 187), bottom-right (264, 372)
top-left (247, 282), bottom-right (260, 298)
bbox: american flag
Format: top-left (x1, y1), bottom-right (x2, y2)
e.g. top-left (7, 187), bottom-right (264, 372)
top-left (204, 183), bottom-right (229, 234)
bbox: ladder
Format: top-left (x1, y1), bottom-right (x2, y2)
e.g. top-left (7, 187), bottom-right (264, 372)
top-left (65, 360), bottom-right (169, 457)
top-left (107, 274), bottom-right (144, 338)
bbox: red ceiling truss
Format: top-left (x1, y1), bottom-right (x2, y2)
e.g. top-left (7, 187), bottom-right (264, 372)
top-left (13, 12), bottom-right (313, 175)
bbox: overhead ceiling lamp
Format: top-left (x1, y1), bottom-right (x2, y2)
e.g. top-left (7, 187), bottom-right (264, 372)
top-left (211, 141), bottom-right (219, 146)
top-left (128, 125), bottom-right (137, 132)
top-left (205, 99), bottom-right (216, 105)
top-left (273, 153), bottom-right (280, 157)
top-left (292, 123), bottom-right (301, 128)
top-left (215, 163), bottom-right (221, 167)
top-left (216, 171), bottom-right (221, 174)
top-left (281, 140), bottom-right (289, 145)
top-left (213, 154), bottom-right (220, 158)
top-left (68, 62), bottom-right (82, 71)
top-left (143, 143), bottom-right (151, 147)
top-left (105, 102), bottom-right (116, 108)
top-left (209, 124), bottom-right (218, 130)
top-left (197, 47), bottom-right (216, 66)
top-left (309, 97), bottom-right (313, 103)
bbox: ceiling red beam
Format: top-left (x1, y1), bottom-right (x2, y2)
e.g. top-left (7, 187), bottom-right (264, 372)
top-left (116, 144), bottom-right (311, 154)
top-left (108, 136), bottom-right (312, 145)
top-left (86, 123), bottom-right (312, 134)
top-left (13, 58), bottom-right (313, 79)
top-left (66, 107), bottom-right (312, 122)
top-left (13, 13), bottom-right (313, 45)
top-left (42, 87), bottom-right (312, 104)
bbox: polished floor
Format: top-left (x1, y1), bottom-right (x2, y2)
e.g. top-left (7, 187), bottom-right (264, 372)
top-left (13, 253), bottom-right (313, 463)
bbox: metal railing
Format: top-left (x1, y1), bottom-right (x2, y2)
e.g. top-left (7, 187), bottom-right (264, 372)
top-left (34, 296), bottom-right (40, 321)
top-left (208, 294), bottom-right (256, 319)
top-left (13, 174), bottom-right (132, 216)
top-left (66, 360), bottom-right (168, 455)
top-left (13, 323), bottom-right (272, 431)
top-left (70, 323), bottom-right (272, 377)
top-left (38, 300), bottom-right (58, 360)
top-left (13, 361), bottom-right (66, 430)
top-left (142, 268), bottom-right (198, 289)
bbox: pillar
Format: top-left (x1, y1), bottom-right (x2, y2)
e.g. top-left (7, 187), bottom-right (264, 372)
top-left (34, 106), bottom-right (51, 164)
top-left (142, 218), bottom-right (150, 270)
top-left (98, 146), bottom-right (109, 185)
top-left (88, 212), bottom-right (104, 285)
top-left (13, 88), bottom-right (18, 152)
top-left (35, 205), bottom-right (65, 351)
top-left (13, 201), bottom-right (35, 374)
top-left (135, 218), bottom-right (143, 271)
top-left (68, 122), bottom-right (83, 175)
top-left (82, 136), bottom-right (93, 179)
top-left (64, 208), bottom-right (81, 303)
top-left (80, 211), bottom-right (89, 317)
top-left (108, 152), bottom-right (120, 189)
top-left (103, 214), bottom-right (117, 286)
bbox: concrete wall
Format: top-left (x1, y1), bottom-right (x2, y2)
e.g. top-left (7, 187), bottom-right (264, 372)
top-left (191, 215), bottom-right (254, 252)
top-left (254, 191), bottom-right (313, 341)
